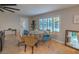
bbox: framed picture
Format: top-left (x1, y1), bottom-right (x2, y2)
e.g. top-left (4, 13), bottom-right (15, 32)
top-left (74, 15), bottom-right (79, 24)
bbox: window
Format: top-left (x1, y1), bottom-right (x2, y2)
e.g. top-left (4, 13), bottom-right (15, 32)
top-left (39, 17), bottom-right (60, 32)
top-left (71, 32), bottom-right (78, 43)
top-left (54, 17), bottom-right (60, 32)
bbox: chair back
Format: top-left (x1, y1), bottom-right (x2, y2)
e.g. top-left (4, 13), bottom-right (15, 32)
top-left (43, 34), bottom-right (50, 42)
top-left (23, 30), bottom-right (29, 35)
top-left (16, 32), bottom-right (24, 42)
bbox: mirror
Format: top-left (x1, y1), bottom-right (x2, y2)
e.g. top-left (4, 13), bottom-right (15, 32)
top-left (65, 30), bottom-right (79, 50)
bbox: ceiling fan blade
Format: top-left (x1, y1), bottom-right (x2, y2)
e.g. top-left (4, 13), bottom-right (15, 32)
top-left (4, 7), bottom-right (20, 11)
top-left (2, 8), bottom-right (15, 13)
top-left (0, 4), bottom-right (17, 6)
top-left (0, 9), bottom-right (4, 12)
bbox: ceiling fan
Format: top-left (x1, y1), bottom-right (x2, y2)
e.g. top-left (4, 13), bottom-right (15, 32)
top-left (0, 4), bottom-right (20, 13)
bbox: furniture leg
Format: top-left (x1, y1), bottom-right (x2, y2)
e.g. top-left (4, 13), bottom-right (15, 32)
top-left (0, 39), bottom-right (2, 52)
top-left (24, 44), bottom-right (27, 52)
top-left (32, 46), bottom-right (34, 54)
top-left (35, 42), bottom-right (38, 47)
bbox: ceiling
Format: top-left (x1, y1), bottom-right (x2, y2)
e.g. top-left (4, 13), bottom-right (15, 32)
top-left (10, 4), bottom-right (78, 16)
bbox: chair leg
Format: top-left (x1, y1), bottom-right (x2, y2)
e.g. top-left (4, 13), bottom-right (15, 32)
top-left (35, 43), bottom-right (38, 47)
top-left (47, 40), bottom-right (50, 48)
top-left (35, 41), bottom-right (40, 47)
top-left (18, 42), bottom-right (24, 47)
top-left (18, 42), bottom-right (22, 47)
top-left (45, 41), bottom-right (50, 48)
top-left (18, 42), bottom-right (20, 47)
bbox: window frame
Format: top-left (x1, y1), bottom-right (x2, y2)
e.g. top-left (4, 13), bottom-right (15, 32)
top-left (39, 16), bottom-right (60, 32)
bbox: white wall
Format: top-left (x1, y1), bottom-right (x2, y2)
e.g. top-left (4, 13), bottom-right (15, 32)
top-left (0, 13), bottom-right (20, 31)
top-left (30, 6), bottom-right (79, 44)
top-left (0, 13), bottom-right (29, 35)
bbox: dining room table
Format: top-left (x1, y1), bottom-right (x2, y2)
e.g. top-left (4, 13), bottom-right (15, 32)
top-left (22, 34), bottom-right (38, 54)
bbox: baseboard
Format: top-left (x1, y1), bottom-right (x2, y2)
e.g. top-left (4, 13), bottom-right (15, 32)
top-left (54, 40), bottom-right (64, 44)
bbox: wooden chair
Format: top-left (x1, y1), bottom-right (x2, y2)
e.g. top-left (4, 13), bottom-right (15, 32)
top-left (16, 32), bottom-right (25, 47)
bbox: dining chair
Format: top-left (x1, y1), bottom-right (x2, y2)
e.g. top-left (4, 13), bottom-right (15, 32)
top-left (42, 33), bottom-right (51, 48)
top-left (16, 32), bottom-right (25, 47)
top-left (23, 30), bottom-right (29, 35)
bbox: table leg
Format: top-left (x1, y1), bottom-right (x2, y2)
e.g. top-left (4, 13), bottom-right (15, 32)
top-left (24, 44), bottom-right (27, 52)
top-left (32, 46), bottom-right (34, 54)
